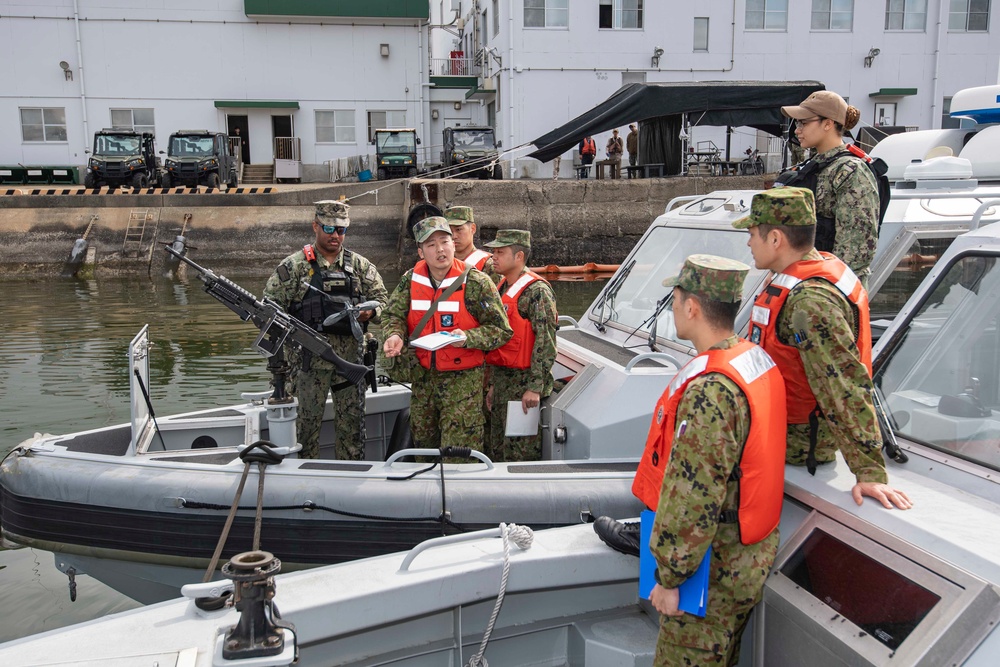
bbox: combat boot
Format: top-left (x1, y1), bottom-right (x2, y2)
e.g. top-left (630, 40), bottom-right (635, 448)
top-left (593, 516), bottom-right (641, 556)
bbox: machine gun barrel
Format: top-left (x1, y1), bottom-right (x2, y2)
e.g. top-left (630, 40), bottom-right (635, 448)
top-left (164, 245), bottom-right (370, 385)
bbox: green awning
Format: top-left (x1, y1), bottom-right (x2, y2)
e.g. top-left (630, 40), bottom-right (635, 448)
top-left (869, 88), bottom-right (918, 98)
top-left (214, 100), bottom-right (300, 109)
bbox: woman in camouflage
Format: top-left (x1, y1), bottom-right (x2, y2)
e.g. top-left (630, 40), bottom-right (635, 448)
top-left (781, 91), bottom-right (879, 287)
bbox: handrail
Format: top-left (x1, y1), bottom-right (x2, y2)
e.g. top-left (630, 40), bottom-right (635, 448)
top-left (397, 524), bottom-right (534, 572)
top-left (624, 352), bottom-right (682, 372)
top-left (383, 448), bottom-right (495, 469)
top-left (557, 315), bottom-right (579, 328)
top-left (969, 199), bottom-right (1000, 231)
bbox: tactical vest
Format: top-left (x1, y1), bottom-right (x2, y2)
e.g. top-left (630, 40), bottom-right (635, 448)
top-left (486, 270), bottom-right (548, 369)
top-left (464, 249), bottom-right (491, 272)
top-left (749, 252), bottom-right (872, 425)
top-left (631, 341), bottom-right (787, 546)
top-left (290, 245), bottom-right (362, 337)
top-left (407, 259), bottom-right (484, 371)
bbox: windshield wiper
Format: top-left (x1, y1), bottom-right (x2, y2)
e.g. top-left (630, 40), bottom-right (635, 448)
top-left (646, 292), bottom-right (674, 351)
top-left (593, 259), bottom-right (636, 333)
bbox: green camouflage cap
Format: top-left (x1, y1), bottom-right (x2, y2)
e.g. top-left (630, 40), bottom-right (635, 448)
top-left (731, 187), bottom-right (816, 229)
top-left (444, 205), bottom-right (474, 225)
top-left (661, 254), bottom-right (749, 303)
top-left (485, 229), bottom-right (531, 249)
top-left (315, 200), bottom-right (350, 227)
top-left (412, 216), bottom-right (453, 243)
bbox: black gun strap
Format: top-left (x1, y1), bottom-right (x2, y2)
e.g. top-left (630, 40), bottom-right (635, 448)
top-left (411, 267), bottom-right (472, 339)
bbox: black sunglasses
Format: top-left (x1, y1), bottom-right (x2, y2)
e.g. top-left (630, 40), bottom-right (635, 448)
top-left (321, 224), bottom-right (348, 235)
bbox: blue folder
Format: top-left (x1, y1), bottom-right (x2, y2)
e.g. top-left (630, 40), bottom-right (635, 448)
top-left (638, 509), bottom-right (711, 617)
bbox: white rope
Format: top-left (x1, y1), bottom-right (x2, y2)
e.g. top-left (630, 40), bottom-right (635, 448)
top-left (466, 523), bottom-right (534, 667)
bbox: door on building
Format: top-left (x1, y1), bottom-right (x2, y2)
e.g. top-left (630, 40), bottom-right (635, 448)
top-left (272, 115), bottom-right (294, 159)
top-left (874, 103), bottom-right (896, 127)
top-left (227, 115), bottom-right (250, 164)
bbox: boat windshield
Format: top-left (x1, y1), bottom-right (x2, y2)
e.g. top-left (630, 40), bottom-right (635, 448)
top-left (875, 251), bottom-right (1000, 471)
top-left (588, 226), bottom-right (766, 348)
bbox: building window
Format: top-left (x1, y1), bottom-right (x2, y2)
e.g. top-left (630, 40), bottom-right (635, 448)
top-left (949, 0), bottom-right (990, 31)
top-left (599, 0), bottom-right (643, 29)
top-left (110, 108), bottom-right (155, 135)
top-left (885, 0), bottom-right (927, 30)
top-left (316, 110), bottom-right (355, 144)
top-left (693, 17), bottom-right (710, 50)
top-left (20, 107), bottom-right (67, 142)
top-left (493, 0), bottom-right (500, 35)
top-left (524, 0), bottom-right (568, 28)
top-left (746, 0), bottom-right (788, 30)
top-left (366, 111), bottom-right (406, 142)
top-left (942, 96), bottom-right (978, 128)
top-left (812, 0), bottom-right (854, 30)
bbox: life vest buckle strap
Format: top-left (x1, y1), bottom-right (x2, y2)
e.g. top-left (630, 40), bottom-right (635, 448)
top-left (719, 509), bottom-right (739, 524)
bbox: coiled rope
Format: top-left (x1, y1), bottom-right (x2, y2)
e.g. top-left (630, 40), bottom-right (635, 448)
top-left (466, 523), bottom-right (534, 667)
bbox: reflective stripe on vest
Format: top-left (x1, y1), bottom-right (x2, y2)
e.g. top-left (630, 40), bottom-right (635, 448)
top-left (465, 249), bottom-right (491, 272)
top-left (631, 341), bottom-right (787, 545)
top-left (486, 271), bottom-right (547, 369)
top-left (406, 259), bottom-right (484, 371)
top-left (749, 252), bottom-right (871, 424)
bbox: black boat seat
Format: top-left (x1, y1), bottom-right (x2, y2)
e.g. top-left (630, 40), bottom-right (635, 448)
top-left (385, 408), bottom-right (414, 461)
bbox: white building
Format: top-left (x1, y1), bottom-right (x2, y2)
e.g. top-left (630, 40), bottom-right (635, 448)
top-left (2, 1), bottom-right (998, 180)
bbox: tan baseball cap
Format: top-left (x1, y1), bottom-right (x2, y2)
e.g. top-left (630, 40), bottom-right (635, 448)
top-left (781, 90), bottom-right (847, 126)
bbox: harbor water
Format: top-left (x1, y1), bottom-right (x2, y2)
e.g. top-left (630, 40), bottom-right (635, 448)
top-left (0, 271), bottom-right (605, 642)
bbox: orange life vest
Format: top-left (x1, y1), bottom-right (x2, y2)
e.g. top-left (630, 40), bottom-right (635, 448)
top-left (407, 259), bottom-right (484, 371)
top-left (749, 252), bottom-right (872, 425)
top-left (631, 341), bottom-right (787, 546)
top-left (581, 138), bottom-right (596, 156)
top-left (486, 270), bottom-right (549, 369)
top-left (464, 249), bottom-right (491, 272)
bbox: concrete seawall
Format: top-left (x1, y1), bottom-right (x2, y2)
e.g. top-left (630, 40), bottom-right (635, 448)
top-left (0, 175), bottom-right (765, 276)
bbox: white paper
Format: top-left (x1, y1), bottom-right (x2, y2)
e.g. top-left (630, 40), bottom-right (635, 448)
top-left (410, 331), bottom-right (466, 351)
top-left (505, 402), bottom-right (540, 437)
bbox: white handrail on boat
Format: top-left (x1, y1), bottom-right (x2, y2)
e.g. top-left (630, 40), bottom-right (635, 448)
top-left (970, 199), bottom-right (1000, 231)
top-left (383, 448), bottom-right (495, 469)
top-left (398, 523), bottom-right (533, 572)
top-left (557, 315), bottom-right (579, 328)
top-left (624, 352), bottom-right (682, 372)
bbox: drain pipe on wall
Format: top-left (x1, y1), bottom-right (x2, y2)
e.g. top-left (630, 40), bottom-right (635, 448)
top-left (930, 0), bottom-right (944, 128)
top-left (508, 0), bottom-right (516, 170)
top-left (72, 0), bottom-right (90, 156)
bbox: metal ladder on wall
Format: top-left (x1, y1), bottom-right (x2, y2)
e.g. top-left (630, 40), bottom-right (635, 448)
top-left (123, 209), bottom-right (153, 257)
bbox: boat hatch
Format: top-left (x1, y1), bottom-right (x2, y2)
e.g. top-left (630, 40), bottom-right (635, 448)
top-left (757, 512), bottom-right (1000, 666)
top-left (128, 325), bottom-right (152, 456)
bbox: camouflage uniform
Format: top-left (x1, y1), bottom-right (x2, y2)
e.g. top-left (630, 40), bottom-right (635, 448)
top-left (483, 230), bottom-right (559, 461)
top-left (444, 205), bottom-right (500, 284)
top-left (263, 201), bottom-right (388, 460)
top-left (778, 248), bottom-right (886, 483)
top-left (651, 336), bottom-right (779, 666)
top-left (382, 223), bottom-right (512, 448)
top-left (813, 145), bottom-right (880, 286)
top-left (733, 188), bottom-right (887, 484)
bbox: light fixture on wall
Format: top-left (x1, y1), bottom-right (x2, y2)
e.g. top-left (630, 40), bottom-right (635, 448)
top-left (651, 46), bottom-right (664, 68)
top-left (59, 60), bottom-right (73, 81)
top-left (431, 109), bottom-right (439, 120)
top-left (864, 47), bottom-right (880, 68)
top-left (453, 101), bottom-right (462, 111)
top-left (380, 43), bottom-right (390, 57)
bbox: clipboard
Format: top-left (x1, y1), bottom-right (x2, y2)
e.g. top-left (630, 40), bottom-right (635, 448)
top-left (638, 509), bottom-right (711, 617)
